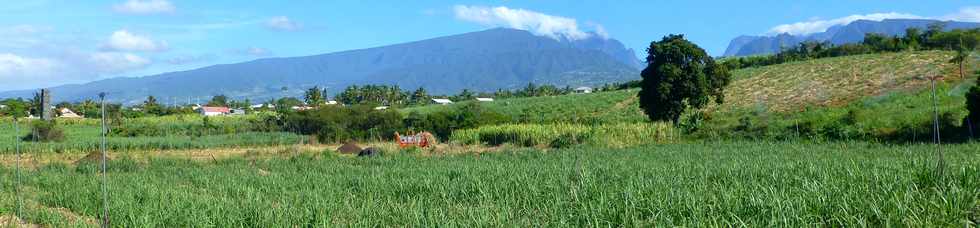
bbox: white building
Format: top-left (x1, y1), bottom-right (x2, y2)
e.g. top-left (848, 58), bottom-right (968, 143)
top-left (374, 106), bottom-right (389, 110)
top-left (325, 100), bottom-right (339, 105)
top-left (431, 98), bottom-right (453, 105)
top-left (574, 87), bottom-right (593, 94)
top-left (58, 108), bottom-right (82, 118)
top-left (476, 97), bottom-right (494, 102)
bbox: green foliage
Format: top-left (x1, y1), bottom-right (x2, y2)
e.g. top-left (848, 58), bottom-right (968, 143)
top-left (0, 98), bottom-right (29, 118)
top-left (282, 105), bottom-right (404, 143)
top-left (639, 34), bottom-right (731, 122)
top-left (303, 86), bottom-right (327, 106)
top-left (407, 102), bottom-right (510, 140)
top-left (450, 122), bottom-right (675, 148)
top-left (720, 27), bottom-right (979, 70)
top-left (207, 95), bottom-right (229, 107)
top-left (966, 80), bottom-right (980, 137)
top-left (22, 120), bottom-right (65, 142)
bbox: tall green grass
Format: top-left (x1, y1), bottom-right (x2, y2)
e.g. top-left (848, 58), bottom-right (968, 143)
top-left (450, 123), bottom-right (676, 148)
top-left (1, 141), bottom-right (977, 226)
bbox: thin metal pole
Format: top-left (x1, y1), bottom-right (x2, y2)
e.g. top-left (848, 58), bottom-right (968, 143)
top-left (99, 93), bottom-right (110, 227)
top-left (14, 117), bottom-right (22, 220)
top-left (930, 79), bottom-right (945, 176)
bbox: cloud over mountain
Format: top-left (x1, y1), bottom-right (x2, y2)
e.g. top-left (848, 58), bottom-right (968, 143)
top-left (453, 5), bottom-right (603, 40)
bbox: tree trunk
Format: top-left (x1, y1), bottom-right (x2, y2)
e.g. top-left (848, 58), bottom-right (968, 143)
top-left (960, 61), bottom-right (964, 79)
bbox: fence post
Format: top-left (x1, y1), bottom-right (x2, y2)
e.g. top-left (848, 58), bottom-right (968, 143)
top-left (929, 78), bottom-right (945, 178)
top-left (14, 117), bottom-right (22, 221)
top-left (99, 93), bottom-right (110, 228)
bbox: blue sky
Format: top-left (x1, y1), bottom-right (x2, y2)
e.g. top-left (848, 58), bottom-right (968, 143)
top-left (0, 0), bottom-right (978, 91)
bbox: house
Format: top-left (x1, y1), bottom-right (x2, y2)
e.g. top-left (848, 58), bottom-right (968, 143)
top-left (292, 105), bottom-right (313, 111)
top-left (249, 104), bottom-right (266, 109)
top-left (374, 106), bottom-right (388, 110)
top-left (476, 97), bottom-right (494, 102)
top-left (431, 98), bottom-right (453, 105)
top-left (198, 106), bottom-right (230, 116)
top-left (0, 104), bottom-right (7, 109)
top-left (229, 108), bottom-right (246, 115)
top-left (325, 100), bottom-right (339, 105)
top-left (574, 87), bottom-right (593, 94)
top-left (58, 108), bottom-right (82, 118)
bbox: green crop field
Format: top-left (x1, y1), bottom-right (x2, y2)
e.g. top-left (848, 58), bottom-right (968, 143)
top-left (0, 114), bottom-right (302, 154)
top-left (1, 141), bottom-right (978, 226)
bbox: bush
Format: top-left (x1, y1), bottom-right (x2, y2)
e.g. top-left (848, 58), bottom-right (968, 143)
top-left (23, 120), bottom-right (66, 142)
top-left (283, 105), bottom-right (404, 143)
top-left (966, 82), bottom-right (980, 138)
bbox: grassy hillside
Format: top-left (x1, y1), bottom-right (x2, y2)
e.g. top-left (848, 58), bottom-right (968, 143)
top-left (720, 50), bottom-right (970, 112)
top-left (404, 89), bottom-right (646, 124)
top-left (407, 51), bottom-right (974, 125)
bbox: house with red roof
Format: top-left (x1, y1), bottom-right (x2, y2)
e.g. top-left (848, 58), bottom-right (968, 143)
top-left (198, 106), bottom-right (231, 116)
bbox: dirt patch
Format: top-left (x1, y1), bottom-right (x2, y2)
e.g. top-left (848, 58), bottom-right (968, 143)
top-left (74, 151), bottom-right (112, 165)
top-left (0, 215), bottom-right (40, 228)
top-left (336, 142), bottom-right (363, 154)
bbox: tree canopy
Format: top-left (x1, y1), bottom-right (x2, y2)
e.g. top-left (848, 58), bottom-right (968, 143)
top-left (638, 34), bottom-right (731, 123)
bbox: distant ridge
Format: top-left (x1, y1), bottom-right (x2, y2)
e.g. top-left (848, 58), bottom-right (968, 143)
top-left (723, 19), bottom-right (980, 56)
top-left (0, 28), bottom-right (642, 104)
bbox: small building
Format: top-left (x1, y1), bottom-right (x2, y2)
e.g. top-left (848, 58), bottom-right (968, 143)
top-left (374, 106), bottom-right (389, 110)
top-left (229, 108), bottom-right (246, 115)
top-left (476, 97), bottom-right (494, 102)
top-left (249, 104), bottom-right (266, 109)
top-left (0, 104), bottom-right (7, 109)
top-left (574, 87), bottom-right (593, 94)
top-left (198, 106), bottom-right (230, 116)
top-left (58, 108), bottom-right (82, 118)
top-left (431, 98), bottom-right (453, 105)
top-left (292, 105), bottom-right (313, 111)
top-left (325, 100), bottom-right (338, 105)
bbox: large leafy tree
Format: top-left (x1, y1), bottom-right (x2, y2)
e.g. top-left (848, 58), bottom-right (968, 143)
top-left (638, 34), bottom-right (731, 123)
top-left (207, 95), bottom-right (229, 107)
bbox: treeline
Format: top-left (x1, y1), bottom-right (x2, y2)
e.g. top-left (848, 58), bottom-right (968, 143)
top-left (327, 82), bottom-right (630, 106)
top-left (720, 24), bottom-right (979, 72)
top-left (279, 102), bottom-right (508, 143)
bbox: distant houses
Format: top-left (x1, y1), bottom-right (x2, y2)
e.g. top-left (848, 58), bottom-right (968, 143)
top-left (431, 98), bottom-right (453, 105)
top-left (476, 97), bottom-right (494, 102)
top-left (575, 87), bottom-right (593, 94)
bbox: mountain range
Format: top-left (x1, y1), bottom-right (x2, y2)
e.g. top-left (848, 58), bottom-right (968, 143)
top-left (0, 28), bottom-right (642, 104)
top-left (723, 19), bottom-right (980, 56)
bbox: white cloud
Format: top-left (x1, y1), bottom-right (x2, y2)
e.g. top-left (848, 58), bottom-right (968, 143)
top-left (87, 52), bottom-right (151, 73)
top-left (767, 12), bottom-right (925, 35)
top-left (112, 0), bottom-right (175, 15)
top-left (265, 16), bottom-right (303, 31)
top-left (0, 53), bottom-right (59, 79)
top-left (453, 5), bottom-right (604, 40)
top-left (941, 6), bottom-right (980, 22)
top-left (102, 30), bottom-right (168, 52)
